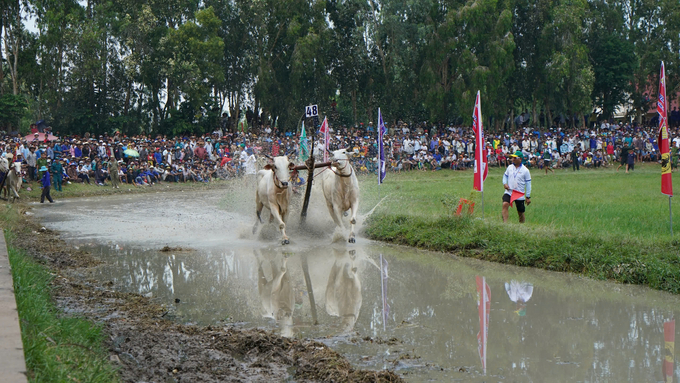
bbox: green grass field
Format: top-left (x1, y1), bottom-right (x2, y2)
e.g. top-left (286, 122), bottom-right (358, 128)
top-left (360, 163), bottom-right (680, 242)
top-left (358, 163), bottom-right (680, 294)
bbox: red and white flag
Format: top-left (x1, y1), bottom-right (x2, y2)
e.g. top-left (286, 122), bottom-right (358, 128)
top-left (473, 91), bottom-right (488, 192)
top-left (319, 117), bottom-right (330, 163)
top-left (658, 62), bottom-right (673, 197)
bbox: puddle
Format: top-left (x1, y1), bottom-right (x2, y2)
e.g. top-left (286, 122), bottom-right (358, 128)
top-left (34, 190), bottom-right (680, 382)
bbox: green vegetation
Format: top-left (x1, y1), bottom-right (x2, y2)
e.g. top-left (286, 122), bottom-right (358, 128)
top-left (1, 0), bottom-right (679, 134)
top-left (359, 164), bottom-right (680, 293)
top-left (5, 237), bottom-right (118, 382)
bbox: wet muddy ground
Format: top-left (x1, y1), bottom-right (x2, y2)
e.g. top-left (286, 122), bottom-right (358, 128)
top-left (30, 189), bottom-right (680, 382)
top-left (17, 206), bottom-right (401, 382)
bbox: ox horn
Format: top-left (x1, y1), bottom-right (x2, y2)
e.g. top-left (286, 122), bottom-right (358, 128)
top-left (264, 154), bottom-right (273, 160)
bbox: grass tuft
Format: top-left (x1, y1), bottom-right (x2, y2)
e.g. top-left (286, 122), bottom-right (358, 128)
top-left (7, 235), bottom-right (119, 382)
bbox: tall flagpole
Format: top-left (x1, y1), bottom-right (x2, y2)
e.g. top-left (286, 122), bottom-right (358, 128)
top-left (378, 109), bottom-right (381, 202)
top-left (473, 91), bottom-right (486, 218)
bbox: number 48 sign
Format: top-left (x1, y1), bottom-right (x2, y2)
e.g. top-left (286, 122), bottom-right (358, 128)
top-left (305, 105), bottom-right (318, 118)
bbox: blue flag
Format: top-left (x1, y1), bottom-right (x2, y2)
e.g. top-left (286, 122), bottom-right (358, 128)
top-left (378, 108), bottom-right (387, 184)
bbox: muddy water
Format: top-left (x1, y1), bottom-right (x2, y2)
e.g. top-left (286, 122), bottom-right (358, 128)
top-left (34, 190), bottom-right (680, 382)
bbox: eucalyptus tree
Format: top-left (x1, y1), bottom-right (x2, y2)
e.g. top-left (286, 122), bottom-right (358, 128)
top-left (327, 0), bottom-right (371, 125)
top-left (586, 0), bottom-right (636, 121)
top-left (246, 0), bottom-right (333, 131)
top-left (205, 0), bottom-right (257, 130)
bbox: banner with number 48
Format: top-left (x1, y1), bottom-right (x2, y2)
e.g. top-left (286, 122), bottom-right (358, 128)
top-left (305, 105), bottom-right (318, 118)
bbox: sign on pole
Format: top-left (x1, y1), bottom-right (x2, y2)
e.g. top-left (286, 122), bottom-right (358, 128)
top-left (305, 105), bottom-right (319, 118)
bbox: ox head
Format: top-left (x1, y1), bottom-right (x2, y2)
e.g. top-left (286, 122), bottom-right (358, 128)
top-left (264, 155), bottom-right (295, 188)
top-left (328, 149), bottom-right (350, 168)
top-left (11, 161), bottom-right (21, 174)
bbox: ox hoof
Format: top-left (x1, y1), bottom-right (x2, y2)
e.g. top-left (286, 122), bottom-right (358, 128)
top-left (282, 239), bottom-right (290, 245)
top-left (348, 237), bottom-right (356, 244)
top-left (343, 211), bottom-right (349, 217)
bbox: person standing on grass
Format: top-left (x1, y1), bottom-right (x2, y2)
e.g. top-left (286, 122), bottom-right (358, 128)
top-left (617, 143), bottom-right (629, 172)
top-left (39, 166), bottom-right (54, 203)
top-left (542, 145), bottom-right (554, 174)
top-left (570, 147), bottom-right (580, 171)
top-left (502, 151), bottom-right (531, 224)
top-left (626, 142), bottom-right (635, 172)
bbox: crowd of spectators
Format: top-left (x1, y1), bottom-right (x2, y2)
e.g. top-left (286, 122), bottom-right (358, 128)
top-left (3, 117), bottom-right (680, 196)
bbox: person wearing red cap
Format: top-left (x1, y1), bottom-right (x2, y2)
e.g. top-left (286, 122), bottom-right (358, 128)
top-left (502, 151), bottom-right (531, 223)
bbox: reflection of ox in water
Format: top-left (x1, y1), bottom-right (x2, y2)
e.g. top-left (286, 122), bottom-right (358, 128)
top-left (317, 149), bottom-right (360, 243)
top-left (253, 155), bottom-right (295, 245)
top-left (255, 250), bottom-right (295, 337)
top-left (325, 249), bottom-right (362, 334)
top-left (2, 160), bottom-right (22, 202)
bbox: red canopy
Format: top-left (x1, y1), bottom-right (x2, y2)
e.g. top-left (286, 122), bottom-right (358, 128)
top-left (24, 133), bottom-right (58, 142)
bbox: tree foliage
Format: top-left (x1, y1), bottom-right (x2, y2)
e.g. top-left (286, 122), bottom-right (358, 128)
top-left (0, 0), bottom-right (677, 134)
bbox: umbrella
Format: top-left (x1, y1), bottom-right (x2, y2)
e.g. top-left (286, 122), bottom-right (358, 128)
top-left (124, 149), bottom-right (140, 157)
top-left (24, 132), bottom-right (58, 142)
top-left (35, 120), bottom-right (48, 132)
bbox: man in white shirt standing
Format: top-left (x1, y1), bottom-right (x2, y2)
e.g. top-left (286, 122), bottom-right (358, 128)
top-left (502, 151), bottom-right (532, 223)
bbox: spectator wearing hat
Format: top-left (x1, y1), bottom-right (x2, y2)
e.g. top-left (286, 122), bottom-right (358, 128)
top-left (502, 151), bottom-right (532, 224)
top-left (77, 161), bottom-right (91, 184)
top-left (541, 145), bottom-right (554, 175)
top-left (37, 151), bottom-right (49, 179)
top-left (66, 162), bottom-right (79, 183)
top-left (39, 166), bottom-right (54, 203)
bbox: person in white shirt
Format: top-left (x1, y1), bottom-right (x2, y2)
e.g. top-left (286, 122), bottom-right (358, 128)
top-left (502, 151), bottom-right (532, 223)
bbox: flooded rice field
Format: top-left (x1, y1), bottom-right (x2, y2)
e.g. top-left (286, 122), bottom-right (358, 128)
top-left (34, 190), bottom-right (680, 382)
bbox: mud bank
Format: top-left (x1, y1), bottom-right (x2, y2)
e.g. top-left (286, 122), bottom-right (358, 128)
top-left (9, 211), bottom-right (402, 382)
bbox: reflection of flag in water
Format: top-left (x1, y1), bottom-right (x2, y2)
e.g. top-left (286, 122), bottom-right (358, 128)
top-left (300, 121), bottom-right (309, 161)
top-left (663, 320), bottom-right (675, 383)
top-left (380, 254), bottom-right (390, 331)
top-left (476, 276), bottom-right (490, 375)
top-left (378, 108), bottom-right (387, 185)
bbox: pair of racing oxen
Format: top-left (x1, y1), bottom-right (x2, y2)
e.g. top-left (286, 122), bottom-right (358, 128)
top-left (253, 149), bottom-right (359, 245)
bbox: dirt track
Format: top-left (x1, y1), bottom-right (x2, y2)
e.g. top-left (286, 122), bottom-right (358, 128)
top-left (12, 211), bottom-right (403, 382)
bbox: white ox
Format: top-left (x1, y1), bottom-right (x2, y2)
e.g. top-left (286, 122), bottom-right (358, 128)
top-left (253, 155), bottom-right (295, 245)
top-left (318, 149), bottom-right (359, 243)
top-left (2, 161), bottom-right (21, 202)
